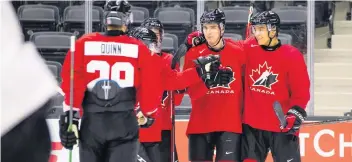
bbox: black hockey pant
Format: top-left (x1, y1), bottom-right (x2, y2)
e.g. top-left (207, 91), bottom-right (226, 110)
top-left (160, 130), bottom-right (179, 162)
top-left (79, 110), bottom-right (139, 162)
top-left (137, 142), bottom-right (161, 162)
top-left (189, 131), bottom-right (241, 162)
top-left (241, 124), bottom-right (301, 162)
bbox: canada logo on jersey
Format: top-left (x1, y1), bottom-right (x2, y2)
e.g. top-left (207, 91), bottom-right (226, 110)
top-left (250, 62), bottom-right (278, 95)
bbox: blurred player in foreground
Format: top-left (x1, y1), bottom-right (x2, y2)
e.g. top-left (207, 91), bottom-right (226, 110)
top-left (1, 2), bottom-right (57, 162)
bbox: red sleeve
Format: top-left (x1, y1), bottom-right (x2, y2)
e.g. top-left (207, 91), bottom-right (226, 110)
top-left (226, 38), bottom-right (245, 48)
top-left (226, 36), bottom-right (256, 50)
top-left (138, 44), bottom-right (163, 118)
top-left (287, 48), bottom-right (310, 109)
top-left (161, 53), bottom-right (202, 90)
top-left (183, 49), bottom-right (209, 100)
top-left (163, 68), bottom-right (201, 90)
top-left (174, 93), bottom-right (184, 106)
top-left (61, 37), bottom-right (86, 116)
top-left (172, 62), bottom-right (184, 106)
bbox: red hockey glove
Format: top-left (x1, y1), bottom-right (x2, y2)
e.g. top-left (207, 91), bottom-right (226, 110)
top-left (282, 106), bottom-right (307, 134)
top-left (186, 31), bottom-right (206, 49)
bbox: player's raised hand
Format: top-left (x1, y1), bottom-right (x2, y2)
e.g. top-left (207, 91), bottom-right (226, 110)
top-left (186, 31), bottom-right (206, 49)
top-left (282, 106), bottom-right (307, 134)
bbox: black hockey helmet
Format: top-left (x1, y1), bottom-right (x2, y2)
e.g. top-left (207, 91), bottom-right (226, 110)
top-left (200, 8), bottom-right (226, 27)
top-left (250, 11), bottom-right (281, 48)
top-left (250, 11), bottom-right (280, 34)
top-left (141, 18), bottom-right (164, 42)
top-left (128, 27), bottom-right (161, 54)
top-left (250, 11), bottom-right (280, 26)
top-left (104, 0), bottom-right (132, 27)
top-left (141, 18), bottom-right (164, 31)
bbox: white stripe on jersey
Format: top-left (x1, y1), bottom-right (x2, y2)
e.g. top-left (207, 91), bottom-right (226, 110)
top-left (84, 41), bottom-right (139, 58)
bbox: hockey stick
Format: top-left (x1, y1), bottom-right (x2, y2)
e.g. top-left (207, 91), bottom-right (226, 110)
top-left (171, 44), bottom-right (188, 71)
top-left (273, 101), bottom-right (352, 128)
top-left (273, 101), bottom-right (287, 130)
top-left (170, 47), bottom-right (187, 162)
top-left (67, 35), bottom-right (76, 162)
top-left (169, 90), bottom-right (176, 162)
top-left (169, 44), bottom-right (189, 162)
top-left (245, 2), bottom-right (254, 39)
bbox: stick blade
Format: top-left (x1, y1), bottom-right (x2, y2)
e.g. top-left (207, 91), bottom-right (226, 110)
top-left (171, 44), bottom-right (188, 70)
top-left (273, 101), bottom-right (287, 129)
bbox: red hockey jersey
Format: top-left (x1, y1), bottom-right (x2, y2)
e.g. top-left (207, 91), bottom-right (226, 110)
top-left (184, 42), bottom-right (246, 135)
top-left (239, 37), bottom-right (310, 132)
top-left (137, 102), bottom-right (163, 142)
top-left (139, 52), bottom-right (195, 142)
top-left (61, 32), bottom-right (163, 117)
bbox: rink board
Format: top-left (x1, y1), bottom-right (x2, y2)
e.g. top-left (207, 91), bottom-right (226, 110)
top-left (47, 120), bottom-right (352, 162)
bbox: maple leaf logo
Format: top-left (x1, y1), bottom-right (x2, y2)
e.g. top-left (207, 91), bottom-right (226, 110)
top-left (249, 61), bottom-right (278, 89)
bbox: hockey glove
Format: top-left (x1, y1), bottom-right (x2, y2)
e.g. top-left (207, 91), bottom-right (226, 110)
top-left (194, 54), bottom-right (221, 88)
top-left (136, 108), bottom-right (154, 128)
top-left (214, 67), bottom-right (234, 87)
top-left (59, 110), bottom-right (80, 150)
top-left (282, 106), bottom-right (307, 134)
top-left (185, 31), bottom-right (206, 50)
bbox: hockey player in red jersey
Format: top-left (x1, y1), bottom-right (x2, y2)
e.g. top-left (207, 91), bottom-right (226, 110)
top-left (59, 1), bottom-right (162, 161)
top-left (184, 11), bottom-right (310, 161)
top-left (129, 27), bottom-right (165, 162)
top-left (58, 0), bottom-right (214, 161)
top-left (129, 25), bottom-right (221, 162)
top-left (141, 18), bottom-right (183, 162)
top-left (59, 0), bottom-right (222, 160)
top-left (239, 11), bottom-right (310, 162)
top-left (183, 9), bottom-right (246, 162)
